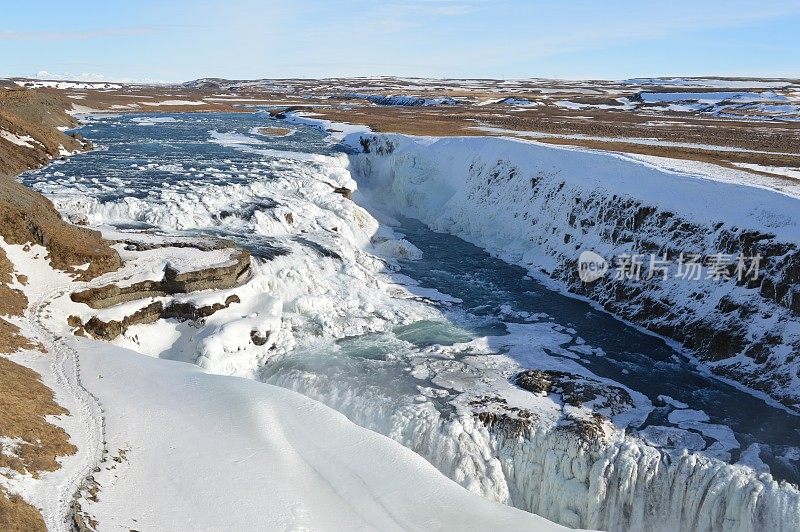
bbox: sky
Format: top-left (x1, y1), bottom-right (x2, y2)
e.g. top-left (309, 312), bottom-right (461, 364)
top-left (1, 0), bottom-right (799, 81)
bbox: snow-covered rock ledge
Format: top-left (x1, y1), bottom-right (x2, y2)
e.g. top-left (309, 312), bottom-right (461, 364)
top-left (344, 132), bottom-right (800, 411)
top-left (66, 230), bottom-right (254, 343)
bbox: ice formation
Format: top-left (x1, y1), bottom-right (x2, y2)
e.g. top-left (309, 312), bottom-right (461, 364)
top-left (345, 132), bottom-right (800, 412)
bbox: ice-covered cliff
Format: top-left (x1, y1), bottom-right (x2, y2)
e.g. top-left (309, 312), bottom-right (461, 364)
top-left (263, 357), bottom-right (800, 531)
top-left (346, 133), bottom-right (800, 413)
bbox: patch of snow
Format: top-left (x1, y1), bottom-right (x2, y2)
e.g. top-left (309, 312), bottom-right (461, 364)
top-left (501, 97), bottom-right (541, 107)
top-left (68, 104), bottom-right (104, 116)
top-left (638, 426), bottom-right (707, 451)
top-left (286, 112), bottom-right (372, 141)
top-left (732, 163), bottom-right (800, 180)
top-left (130, 116), bottom-right (178, 125)
top-left (141, 100), bottom-right (206, 106)
top-left (738, 443), bottom-right (771, 474)
top-left (668, 408), bottom-right (710, 424)
top-left (658, 394), bottom-right (689, 409)
top-left (0, 129), bottom-right (41, 149)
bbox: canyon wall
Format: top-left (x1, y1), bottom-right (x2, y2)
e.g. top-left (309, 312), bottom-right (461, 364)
top-left (347, 133), bottom-right (800, 411)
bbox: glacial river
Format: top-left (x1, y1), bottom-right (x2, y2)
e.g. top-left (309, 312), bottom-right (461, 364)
top-left (21, 111), bottom-right (800, 529)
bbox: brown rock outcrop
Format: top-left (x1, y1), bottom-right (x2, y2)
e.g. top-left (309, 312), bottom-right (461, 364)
top-left (80, 294), bottom-right (241, 341)
top-left (71, 249), bottom-right (251, 309)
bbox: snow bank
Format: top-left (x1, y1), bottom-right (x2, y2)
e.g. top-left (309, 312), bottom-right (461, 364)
top-left (75, 339), bottom-right (561, 531)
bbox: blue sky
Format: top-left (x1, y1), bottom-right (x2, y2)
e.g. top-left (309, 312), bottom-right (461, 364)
top-left (1, 0), bottom-right (798, 81)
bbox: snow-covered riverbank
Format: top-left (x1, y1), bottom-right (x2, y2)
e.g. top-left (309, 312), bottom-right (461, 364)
top-left (343, 131), bottom-right (800, 413)
top-left (74, 336), bottom-right (562, 531)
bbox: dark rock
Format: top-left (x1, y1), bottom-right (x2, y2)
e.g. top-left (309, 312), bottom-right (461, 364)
top-left (79, 294), bottom-right (241, 341)
top-left (333, 186), bottom-right (353, 200)
top-left (512, 369), bottom-right (633, 415)
top-left (717, 296), bottom-right (740, 314)
top-left (72, 248), bottom-right (250, 309)
top-left (250, 329), bottom-right (270, 346)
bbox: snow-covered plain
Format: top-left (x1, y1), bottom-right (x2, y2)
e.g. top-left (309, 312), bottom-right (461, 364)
top-left (20, 112), bottom-right (800, 531)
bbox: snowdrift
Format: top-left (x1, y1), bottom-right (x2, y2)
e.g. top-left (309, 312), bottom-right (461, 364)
top-left (75, 339), bottom-right (565, 531)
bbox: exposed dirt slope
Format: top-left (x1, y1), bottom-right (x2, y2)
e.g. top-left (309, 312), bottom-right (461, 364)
top-left (0, 356), bottom-right (77, 475)
top-left (0, 87), bottom-right (119, 529)
top-left (0, 88), bottom-right (121, 280)
top-left (0, 491), bottom-right (46, 532)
